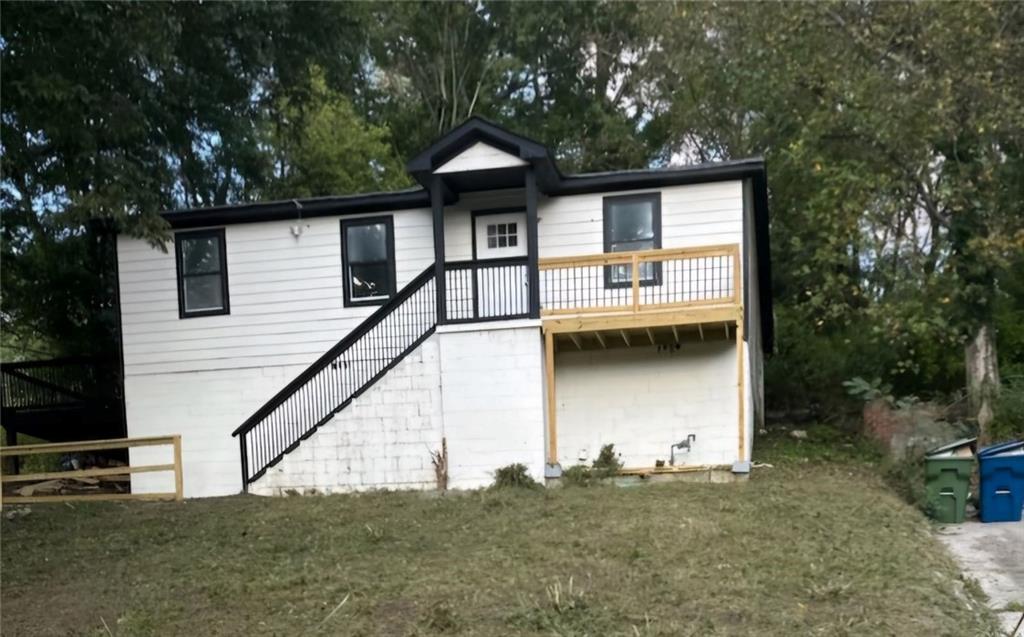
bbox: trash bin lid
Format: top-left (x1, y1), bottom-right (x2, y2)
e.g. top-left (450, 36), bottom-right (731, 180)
top-left (978, 440), bottom-right (1024, 458)
top-left (926, 437), bottom-right (977, 458)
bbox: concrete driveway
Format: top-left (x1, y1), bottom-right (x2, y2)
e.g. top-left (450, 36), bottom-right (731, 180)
top-left (936, 518), bottom-right (1024, 635)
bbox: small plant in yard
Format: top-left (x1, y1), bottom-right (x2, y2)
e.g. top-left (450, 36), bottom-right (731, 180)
top-left (363, 523), bottom-right (389, 543)
top-left (561, 464), bottom-right (597, 487)
top-left (562, 444), bottom-right (623, 486)
top-left (508, 577), bottom-right (598, 632)
top-left (422, 600), bottom-right (459, 632)
top-left (492, 463), bottom-right (540, 489)
top-left (591, 444), bottom-right (622, 476)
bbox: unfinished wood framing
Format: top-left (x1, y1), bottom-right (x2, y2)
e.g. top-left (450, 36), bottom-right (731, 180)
top-left (568, 332), bottom-right (583, 350)
top-left (544, 330), bottom-right (557, 465)
top-left (0, 435), bottom-right (184, 504)
top-left (544, 305), bottom-right (741, 335)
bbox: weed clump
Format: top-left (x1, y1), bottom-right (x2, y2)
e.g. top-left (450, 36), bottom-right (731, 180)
top-left (561, 444), bottom-right (622, 487)
top-left (508, 577), bottom-right (600, 632)
top-left (422, 600), bottom-right (459, 632)
top-left (492, 463), bottom-right (540, 489)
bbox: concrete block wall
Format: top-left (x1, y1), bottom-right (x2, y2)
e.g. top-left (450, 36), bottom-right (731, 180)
top-left (127, 363), bottom-right (306, 497)
top-left (251, 323), bottom-right (546, 495)
top-left (252, 338), bottom-right (445, 495)
top-left (438, 324), bottom-right (546, 489)
top-left (555, 340), bottom-right (739, 469)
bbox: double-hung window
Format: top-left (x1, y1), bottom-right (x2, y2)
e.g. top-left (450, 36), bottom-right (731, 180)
top-left (341, 217), bottom-right (396, 306)
top-left (175, 229), bottom-right (230, 318)
top-left (603, 193), bottom-right (662, 287)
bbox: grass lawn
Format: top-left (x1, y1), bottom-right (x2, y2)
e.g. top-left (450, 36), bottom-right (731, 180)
top-left (1, 434), bottom-right (999, 636)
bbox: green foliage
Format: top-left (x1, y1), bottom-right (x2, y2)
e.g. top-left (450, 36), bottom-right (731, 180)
top-left (560, 464), bottom-right (599, 488)
top-left (991, 378), bottom-right (1024, 443)
top-left (266, 68), bottom-right (410, 199)
top-left (843, 377), bottom-right (894, 404)
top-left (591, 444), bottom-right (623, 475)
top-left (560, 444), bottom-right (623, 487)
top-left (492, 463), bottom-right (540, 490)
top-left (3, 0), bottom-right (1022, 407)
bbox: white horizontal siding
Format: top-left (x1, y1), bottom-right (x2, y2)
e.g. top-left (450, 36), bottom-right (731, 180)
top-left (434, 141), bottom-right (527, 174)
top-left (537, 181), bottom-right (744, 258)
top-left (118, 208), bottom-right (433, 376)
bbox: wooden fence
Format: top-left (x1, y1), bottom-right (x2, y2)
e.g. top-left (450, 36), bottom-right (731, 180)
top-left (0, 435), bottom-right (182, 504)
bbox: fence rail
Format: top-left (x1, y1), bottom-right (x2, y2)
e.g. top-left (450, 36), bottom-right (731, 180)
top-left (0, 435), bottom-right (183, 503)
top-left (539, 244), bottom-right (740, 316)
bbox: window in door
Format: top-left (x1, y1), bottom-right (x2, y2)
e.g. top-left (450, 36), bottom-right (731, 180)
top-left (486, 222), bottom-right (518, 249)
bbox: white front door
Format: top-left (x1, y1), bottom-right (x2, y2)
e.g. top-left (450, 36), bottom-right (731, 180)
top-left (474, 211), bottom-right (529, 318)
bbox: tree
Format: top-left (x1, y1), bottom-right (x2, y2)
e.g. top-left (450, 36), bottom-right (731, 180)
top-left (0, 2), bottom-right (371, 356)
top-left (646, 1), bottom-right (1024, 432)
top-left (266, 69), bottom-right (410, 199)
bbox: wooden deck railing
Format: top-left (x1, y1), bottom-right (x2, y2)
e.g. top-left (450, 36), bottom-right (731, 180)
top-left (0, 435), bottom-right (182, 503)
top-left (538, 244), bottom-right (740, 316)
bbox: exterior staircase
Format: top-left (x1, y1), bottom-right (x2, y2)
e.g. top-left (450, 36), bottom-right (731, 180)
top-left (232, 265), bottom-right (438, 487)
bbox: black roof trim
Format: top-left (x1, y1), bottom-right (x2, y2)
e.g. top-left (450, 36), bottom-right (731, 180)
top-left (406, 115), bottom-right (553, 173)
top-left (549, 158), bottom-right (765, 196)
top-left (162, 188), bottom-right (429, 229)
top-left (155, 118), bottom-right (773, 354)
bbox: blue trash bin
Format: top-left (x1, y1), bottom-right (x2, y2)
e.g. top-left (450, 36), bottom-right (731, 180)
top-left (978, 440), bottom-right (1024, 523)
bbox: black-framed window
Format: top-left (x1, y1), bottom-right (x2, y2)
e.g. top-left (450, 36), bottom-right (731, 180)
top-left (603, 193), bottom-right (662, 288)
top-left (175, 228), bottom-right (230, 318)
top-left (486, 222), bottom-right (518, 248)
top-left (341, 216), bottom-right (396, 307)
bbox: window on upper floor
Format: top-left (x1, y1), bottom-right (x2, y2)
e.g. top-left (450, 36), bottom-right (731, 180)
top-left (175, 229), bottom-right (230, 318)
top-left (341, 216), bottom-right (396, 307)
top-left (603, 193), bottom-right (662, 287)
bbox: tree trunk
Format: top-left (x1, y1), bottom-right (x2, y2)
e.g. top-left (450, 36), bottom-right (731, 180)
top-left (965, 322), bottom-right (999, 442)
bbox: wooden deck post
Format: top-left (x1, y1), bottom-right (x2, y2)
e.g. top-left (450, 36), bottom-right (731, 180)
top-left (172, 434), bottom-right (184, 501)
top-left (544, 330), bottom-right (557, 465)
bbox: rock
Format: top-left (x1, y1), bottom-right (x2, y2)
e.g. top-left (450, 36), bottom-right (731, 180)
top-left (862, 399), bottom-right (972, 460)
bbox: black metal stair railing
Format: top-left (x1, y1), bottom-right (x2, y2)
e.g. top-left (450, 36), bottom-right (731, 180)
top-left (232, 265), bottom-right (437, 485)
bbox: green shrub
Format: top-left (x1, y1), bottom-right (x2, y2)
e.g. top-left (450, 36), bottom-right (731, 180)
top-left (591, 444), bottom-right (622, 475)
top-left (559, 445), bottom-right (623, 487)
top-left (991, 378), bottom-right (1024, 443)
top-left (492, 463), bottom-right (540, 489)
top-left (561, 464), bottom-right (597, 487)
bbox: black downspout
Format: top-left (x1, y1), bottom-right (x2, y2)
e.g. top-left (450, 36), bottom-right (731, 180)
top-left (525, 169), bottom-right (541, 319)
top-left (431, 176), bottom-right (447, 324)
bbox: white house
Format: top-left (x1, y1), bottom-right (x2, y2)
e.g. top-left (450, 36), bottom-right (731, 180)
top-left (116, 118), bottom-right (773, 498)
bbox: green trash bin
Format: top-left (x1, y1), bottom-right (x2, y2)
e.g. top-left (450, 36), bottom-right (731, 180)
top-left (924, 438), bottom-right (976, 523)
